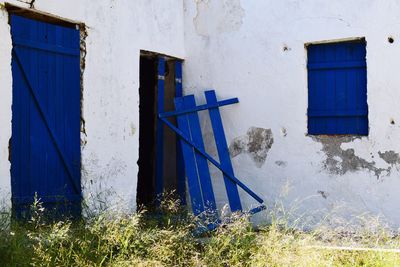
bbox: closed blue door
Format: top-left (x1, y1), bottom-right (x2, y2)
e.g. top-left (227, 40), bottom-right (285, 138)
top-left (11, 15), bottom-right (81, 218)
top-left (307, 40), bottom-right (368, 135)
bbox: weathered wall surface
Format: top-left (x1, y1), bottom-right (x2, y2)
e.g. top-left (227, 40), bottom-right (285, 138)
top-left (3, 0), bottom-right (400, 228)
top-left (183, 0), bottom-right (400, 227)
top-left (0, 0), bottom-right (184, 212)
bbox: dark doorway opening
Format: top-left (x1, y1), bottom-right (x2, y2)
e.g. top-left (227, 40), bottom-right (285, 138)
top-left (137, 56), bottom-right (157, 208)
top-left (137, 53), bottom-right (179, 209)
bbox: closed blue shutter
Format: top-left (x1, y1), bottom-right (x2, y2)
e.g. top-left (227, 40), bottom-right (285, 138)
top-left (307, 41), bottom-right (368, 135)
top-left (11, 15), bottom-right (81, 219)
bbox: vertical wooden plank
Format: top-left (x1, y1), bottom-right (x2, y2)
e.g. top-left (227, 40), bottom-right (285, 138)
top-left (359, 61), bottom-right (368, 134)
top-left (47, 22), bottom-right (56, 200)
top-left (10, 15), bottom-right (22, 212)
top-left (175, 97), bottom-right (204, 215)
top-left (184, 95), bottom-right (217, 214)
top-left (37, 20), bottom-right (50, 198)
top-left (62, 25), bottom-right (81, 215)
top-left (66, 23), bottom-right (81, 215)
top-left (155, 57), bottom-right (166, 201)
top-left (55, 25), bottom-right (64, 200)
top-left (325, 43), bottom-right (336, 134)
top-left (174, 61), bottom-right (186, 205)
top-left (205, 90), bottom-right (242, 212)
top-left (337, 43), bottom-right (348, 134)
top-left (30, 19), bottom-right (42, 201)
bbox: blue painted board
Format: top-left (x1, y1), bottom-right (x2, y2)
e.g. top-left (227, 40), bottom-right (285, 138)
top-left (184, 95), bottom-right (217, 214)
top-left (205, 90), bottom-right (242, 212)
top-left (11, 15), bottom-right (81, 219)
top-left (174, 61), bottom-right (186, 205)
top-left (159, 98), bottom-right (239, 118)
top-left (308, 41), bottom-right (368, 135)
top-left (160, 117), bottom-right (264, 204)
top-left (175, 97), bottom-right (204, 215)
top-left (155, 57), bottom-right (166, 201)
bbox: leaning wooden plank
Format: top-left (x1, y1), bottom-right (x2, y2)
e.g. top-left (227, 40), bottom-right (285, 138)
top-left (174, 61), bottom-right (186, 205)
top-left (160, 117), bottom-right (264, 204)
top-left (175, 97), bottom-right (205, 215)
top-left (184, 95), bottom-right (217, 215)
top-left (205, 90), bottom-right (242, 212)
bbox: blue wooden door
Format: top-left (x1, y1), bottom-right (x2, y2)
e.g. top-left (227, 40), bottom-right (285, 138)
top-left (11, 15), bottom-right (81, 218)
top-left (308, 41), bottom-right (368, 135)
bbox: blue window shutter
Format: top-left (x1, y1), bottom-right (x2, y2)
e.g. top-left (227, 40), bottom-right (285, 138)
top-left (307, 41), bottom-right (368, 135)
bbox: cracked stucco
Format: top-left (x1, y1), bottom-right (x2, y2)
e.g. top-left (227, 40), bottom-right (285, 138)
top-left (378, 150), bottom-right (400, 165)
top-left (313, 136), bottom-right (395, 178)
top-left (229, 127), bottom-right (273, 168)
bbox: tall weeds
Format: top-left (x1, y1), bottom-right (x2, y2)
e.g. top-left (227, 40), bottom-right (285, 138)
top-left (1, 195), bottom-right (400, 266)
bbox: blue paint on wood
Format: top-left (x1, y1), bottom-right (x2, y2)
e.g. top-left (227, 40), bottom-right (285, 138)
top-left (174, 61), bottom-right (186, 205)
top-left (184, 95), bottom-right (217, 214)
top-left (174, 97), bottom-right (205, 215)
top-left (308, 41), bottom-right (368, 135)
top-left (11, 15), bottom-right (81, 219)
top-left (160, 116), bottom-right (264, 204)
top-left (248, 205), bottom-right (266, 215)
top-left (155, 57), bottom-right (166, 201)
top-left (206, 91), bottom-right (242, 212)
top-left (159, 98), bottom-right (239, 118)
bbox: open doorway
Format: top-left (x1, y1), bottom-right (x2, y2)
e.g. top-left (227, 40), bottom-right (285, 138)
top-left (137, 52), bottom-right (181, 209)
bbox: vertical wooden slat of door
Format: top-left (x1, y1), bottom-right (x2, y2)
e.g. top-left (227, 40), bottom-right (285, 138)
top-left (55, 24), bottom-right (64, 197)
top-left (205, 90), bottom-right (242, 212)
top-left (155, 57), bottom-right (166, 201)
top-left (38, 20), bottom-right (50, 197)
top-left (30, 20), bottom-right (42, 199)
top-left (10, 16), bottom-right (22, 206)
top-left (175, 97), bottom-right (205, 215)
top-left (184, 95), bottom-right (217, 215)
top-left (46, 22), bottom-right (55, 197)
top-left (70, 28), bottom-right (82, 199)
top-left (63, 26), bottom-right (81, 199)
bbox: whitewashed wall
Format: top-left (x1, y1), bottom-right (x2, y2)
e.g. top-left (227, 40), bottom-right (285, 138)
top-left (183, 0), bottom-right (400, 227)
top-left (0, 0), bottom-right (184, 213)
top-left (2, 0), bottom-right (400, 228)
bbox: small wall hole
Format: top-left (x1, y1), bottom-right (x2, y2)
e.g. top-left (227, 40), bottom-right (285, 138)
top-left (283, 44), bottom-right (291, 52)
top-left (388, 37), bottom-right (394, 44)
top-left (390, 118), bottom-right (395, 125)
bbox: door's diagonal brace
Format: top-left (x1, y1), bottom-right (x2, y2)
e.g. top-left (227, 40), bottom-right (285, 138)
top-left (13, 48), bottom-right (81, 195)
top-left (160, 117), bottom-right (264, 205)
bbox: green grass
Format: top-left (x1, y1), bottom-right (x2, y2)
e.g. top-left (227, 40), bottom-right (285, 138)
top-left (1, 198), bottom-right (400, 266)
